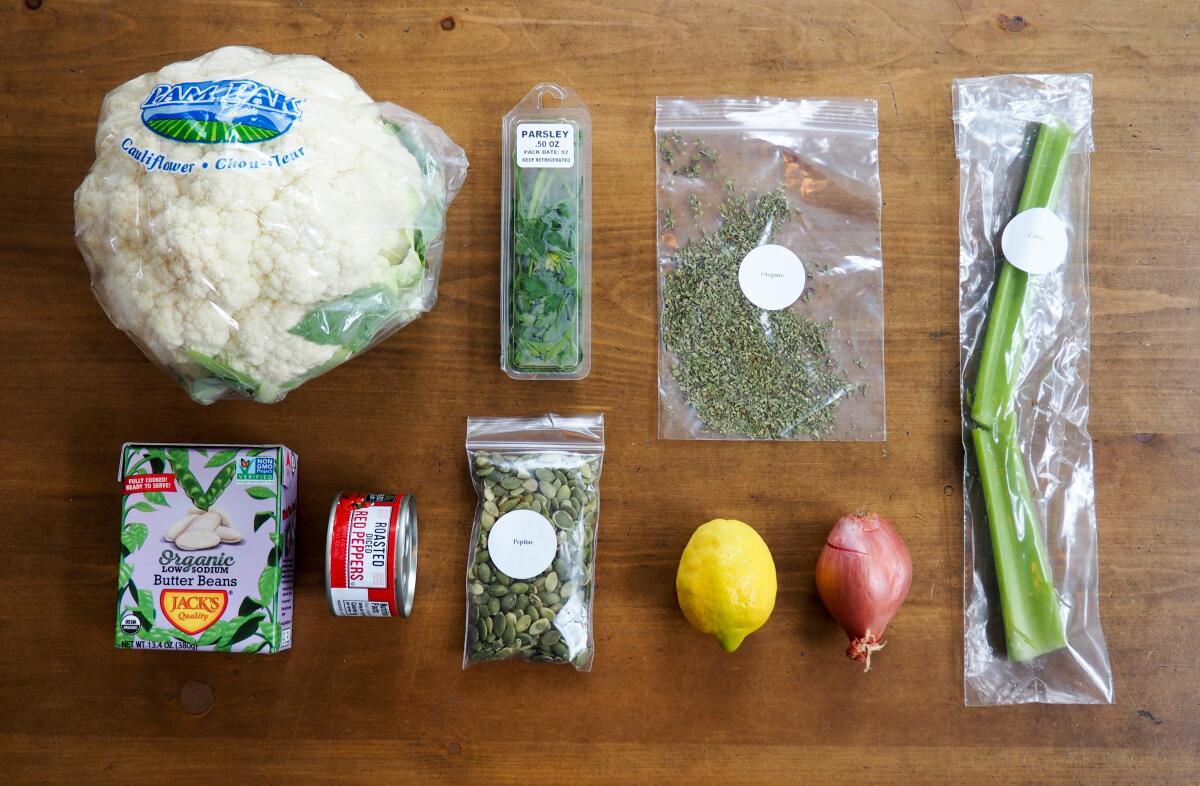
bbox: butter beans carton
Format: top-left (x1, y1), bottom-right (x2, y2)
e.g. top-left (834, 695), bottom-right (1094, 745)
top-left (116, 444), bottom-right (297, 653)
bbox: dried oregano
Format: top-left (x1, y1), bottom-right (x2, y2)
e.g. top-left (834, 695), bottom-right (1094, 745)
top-left (661, 188), bottom-right (855, 439)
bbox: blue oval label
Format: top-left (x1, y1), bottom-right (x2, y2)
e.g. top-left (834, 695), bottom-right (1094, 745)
top-left (140, 79), bottom-right (304, 145)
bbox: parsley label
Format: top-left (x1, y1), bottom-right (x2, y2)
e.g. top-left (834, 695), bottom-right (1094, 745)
top-left (517, 123), bottom-right (575, 168)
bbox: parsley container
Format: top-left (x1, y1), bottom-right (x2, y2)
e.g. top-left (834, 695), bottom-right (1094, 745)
top-left (500, 83), bottom-right (592, 380)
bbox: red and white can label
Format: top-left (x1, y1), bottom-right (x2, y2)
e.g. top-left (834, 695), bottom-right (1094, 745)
top-left (328, 494), bottom-right (403, 617)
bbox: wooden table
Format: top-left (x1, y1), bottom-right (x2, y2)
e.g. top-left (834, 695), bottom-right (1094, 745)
top-left (2, 1), bottom-right (1197, 782)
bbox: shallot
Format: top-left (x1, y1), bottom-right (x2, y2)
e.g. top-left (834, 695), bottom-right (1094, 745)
top-left (815, 512), bottom-right (912, 671)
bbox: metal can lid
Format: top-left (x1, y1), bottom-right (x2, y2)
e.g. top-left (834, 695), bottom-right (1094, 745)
top-left (324, 493), bottom-right (340, 617)
top-left (395, 495), bottom-right (418, 617)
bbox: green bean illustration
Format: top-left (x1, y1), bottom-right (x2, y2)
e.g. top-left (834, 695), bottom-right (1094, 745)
top-left (200, 463), bottom-right (236, 509)
top-left (164, 448), bottom-right (240, 509)
top-left (167, 448), bottom-right (209, 509)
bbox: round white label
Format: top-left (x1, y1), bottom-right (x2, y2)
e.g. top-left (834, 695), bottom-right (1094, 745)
top-left (1001, 207), bottom-right (1068, 275)
top-left (738, 244), bottom-right (807, 310)
top-left (487, 509), bottom-right (557, 580)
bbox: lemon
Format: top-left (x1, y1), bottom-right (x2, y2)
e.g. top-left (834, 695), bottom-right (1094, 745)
top-left (676, 519), bottom-right (777, 652)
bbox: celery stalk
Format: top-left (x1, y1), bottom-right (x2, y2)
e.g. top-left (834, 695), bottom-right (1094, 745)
top-left (971, 120), bottom-right (1072, 427)
top-left (973, 421), bottom-right (1067, 661)
top-left (970, 120), bottom-right (1072, 661)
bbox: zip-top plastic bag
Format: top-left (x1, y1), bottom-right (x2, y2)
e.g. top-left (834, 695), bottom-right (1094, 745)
top-left (463, 414), bottom-right (604, 670)
top-left (75, 46), bottom-right (468, 404)
top-left (655, 97), bottom-right (886, 441)
top-left (955, 73), bottom-right (1112, 705)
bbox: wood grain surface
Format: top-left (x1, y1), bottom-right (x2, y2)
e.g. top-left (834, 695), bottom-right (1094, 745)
top-left (1, 1), bottom-right (1197, 783)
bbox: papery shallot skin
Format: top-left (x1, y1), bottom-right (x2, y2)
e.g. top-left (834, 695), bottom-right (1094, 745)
top-left (815, 512), bottom-right (912, 668)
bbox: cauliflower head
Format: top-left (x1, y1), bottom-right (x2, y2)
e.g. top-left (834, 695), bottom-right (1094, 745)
top-left (75, 46), bottom-right (467, 403)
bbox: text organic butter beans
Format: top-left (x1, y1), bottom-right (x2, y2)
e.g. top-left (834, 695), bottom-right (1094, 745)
top-left (463, 415), bottom-right (605, 671)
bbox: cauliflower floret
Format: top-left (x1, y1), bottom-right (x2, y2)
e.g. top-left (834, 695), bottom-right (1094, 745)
top-left (74, 46), bottom-right (466, 403)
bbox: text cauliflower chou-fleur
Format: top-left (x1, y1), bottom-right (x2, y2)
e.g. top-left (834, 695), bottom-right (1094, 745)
top-left (75, 46), bottom-right (467, 403)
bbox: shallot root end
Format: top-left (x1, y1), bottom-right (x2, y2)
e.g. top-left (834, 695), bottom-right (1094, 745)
top-left (847, 629), bottom-right (886, 672)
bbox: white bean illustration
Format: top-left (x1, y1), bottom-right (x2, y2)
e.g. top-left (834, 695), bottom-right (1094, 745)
top-left (211, 507), bottom-right (236, 531)
top-left (165, 513), bottom-right (199, 542)
top-left (215, 526), bottom-right (243, 543)
top-left (174, 529), bottom-right (221, 550)
top-left (187, 511), bottom-right (222, 533)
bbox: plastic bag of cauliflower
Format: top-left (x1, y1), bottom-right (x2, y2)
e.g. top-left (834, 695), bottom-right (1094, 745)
top-left (75, 46), bottom-right (468, 403)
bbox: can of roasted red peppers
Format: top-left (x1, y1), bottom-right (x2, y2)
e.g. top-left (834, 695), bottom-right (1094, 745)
top-left (325, 492), bottom-right (418, 617)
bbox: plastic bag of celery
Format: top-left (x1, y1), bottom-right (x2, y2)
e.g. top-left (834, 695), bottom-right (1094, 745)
top-left (955, 74), bottom-right (1112, 705)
